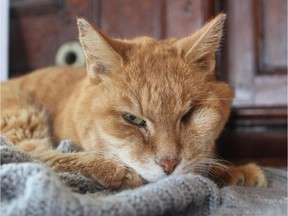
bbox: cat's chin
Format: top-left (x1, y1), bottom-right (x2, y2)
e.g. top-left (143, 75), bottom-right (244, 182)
top-left (135, 169), bottom-right (169, 183)
top-left (140, 175), bottom-right (167, 183)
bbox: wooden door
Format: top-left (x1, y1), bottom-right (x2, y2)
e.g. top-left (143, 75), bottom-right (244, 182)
top-left (223, 0), bottom-right (287, 107)
top-left (216, 0), bottom-right (287, 166)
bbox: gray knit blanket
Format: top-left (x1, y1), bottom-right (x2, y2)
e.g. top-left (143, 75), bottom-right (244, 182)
top-left (1, 135), bottom-right (287, 216)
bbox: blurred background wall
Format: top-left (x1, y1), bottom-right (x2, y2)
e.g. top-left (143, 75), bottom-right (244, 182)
top-left (8, 0), bottom-right (287, 166)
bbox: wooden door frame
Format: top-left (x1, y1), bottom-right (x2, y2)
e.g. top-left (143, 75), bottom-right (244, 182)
top-left (213, 0), bottom-right (287, 166)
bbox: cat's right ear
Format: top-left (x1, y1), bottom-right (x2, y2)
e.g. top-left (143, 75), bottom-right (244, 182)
top-left (77, 18), bottom-right (123, 83)
top-left (175, 14), bottom-right (226, 72)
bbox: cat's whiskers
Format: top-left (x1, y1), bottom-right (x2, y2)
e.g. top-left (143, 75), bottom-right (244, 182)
top-left (198, 155), bottom-right (234, 186)
top-left (179, 154), bottom-right (232, 180)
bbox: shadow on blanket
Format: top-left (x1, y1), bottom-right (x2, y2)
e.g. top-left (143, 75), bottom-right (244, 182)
top-left (1, 135), bottom-right (287, 216)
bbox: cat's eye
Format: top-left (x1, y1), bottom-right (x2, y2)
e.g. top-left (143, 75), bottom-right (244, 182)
top-left (181, 107), bottom-right (195, 124)
top-left (123, 114), bottom-right (146, 127)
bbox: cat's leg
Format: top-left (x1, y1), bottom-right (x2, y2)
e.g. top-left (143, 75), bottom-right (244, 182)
top-left (19, 141), bottom-right (144, 189)
top-left (35, 150), bottom-right (144, 189)
top-left (1, 94), bottom-right (143, 190)
top-left (209, 163), bottom-right (267, 187)
top-left (16, 138), bottom-right (144, 189)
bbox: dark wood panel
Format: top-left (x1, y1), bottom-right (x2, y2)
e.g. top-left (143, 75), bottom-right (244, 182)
top-left (165, 0), bottom-right (205, 38)
top-left (217, 129), bottom-right (287, 166)
top-left (101, 0), bottom-right (163, 39)
top-left (218, 129), bottom-right (287, 158)
top-left (255, 0), bottom-right (287, 74)
top-left (165, 0), bottom-right (219, 38)
top-left (217, 107), bottom-right (287, 166)
top-left (230, 107), bottom-right (287, 125)
top-left (9, 0), bottom-right (100, 77)
top-left (10, 0), bottom-right (63, 17)
top-left (9, 15), bottom-right (58, 74)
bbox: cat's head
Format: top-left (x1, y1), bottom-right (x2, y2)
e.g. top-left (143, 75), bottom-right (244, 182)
top-left (75, 14), bottom-right (234, 182)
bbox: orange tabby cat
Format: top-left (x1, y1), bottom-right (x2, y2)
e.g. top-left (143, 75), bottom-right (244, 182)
top-left (1, 14), bottom-right (267, 190)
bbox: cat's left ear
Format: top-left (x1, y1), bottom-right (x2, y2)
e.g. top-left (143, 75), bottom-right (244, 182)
top-left (77, 18), bottom-right (124, 82)
top-left (175, 13), bottom-right (226, 72)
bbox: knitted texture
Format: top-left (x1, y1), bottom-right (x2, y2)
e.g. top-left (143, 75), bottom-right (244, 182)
top-left (1, 135), bottom-right (287, 216)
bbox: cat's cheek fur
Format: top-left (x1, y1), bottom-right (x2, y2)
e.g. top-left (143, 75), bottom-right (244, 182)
top-left (177, 109), bottom-right (222, 174)
top-left (191, 108), bottom-right (220, 130)
top-left (181, 108), bottom-right (221, 147)
top-left (96, 126), bottom-right (128, 147)
top-left (193, 109), bottom-right (220, 136)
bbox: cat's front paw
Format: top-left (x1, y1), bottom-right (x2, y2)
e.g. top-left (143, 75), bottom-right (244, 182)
top-left (224, 163), bottom-right (267, 187)
top-left (45, 152), bottom-right (145, 190)
top-left (86, 158), bottom-right (145, 190)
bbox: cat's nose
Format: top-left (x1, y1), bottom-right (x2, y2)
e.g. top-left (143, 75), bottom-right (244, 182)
top-left (156, 158), bottom-right (180, 175)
